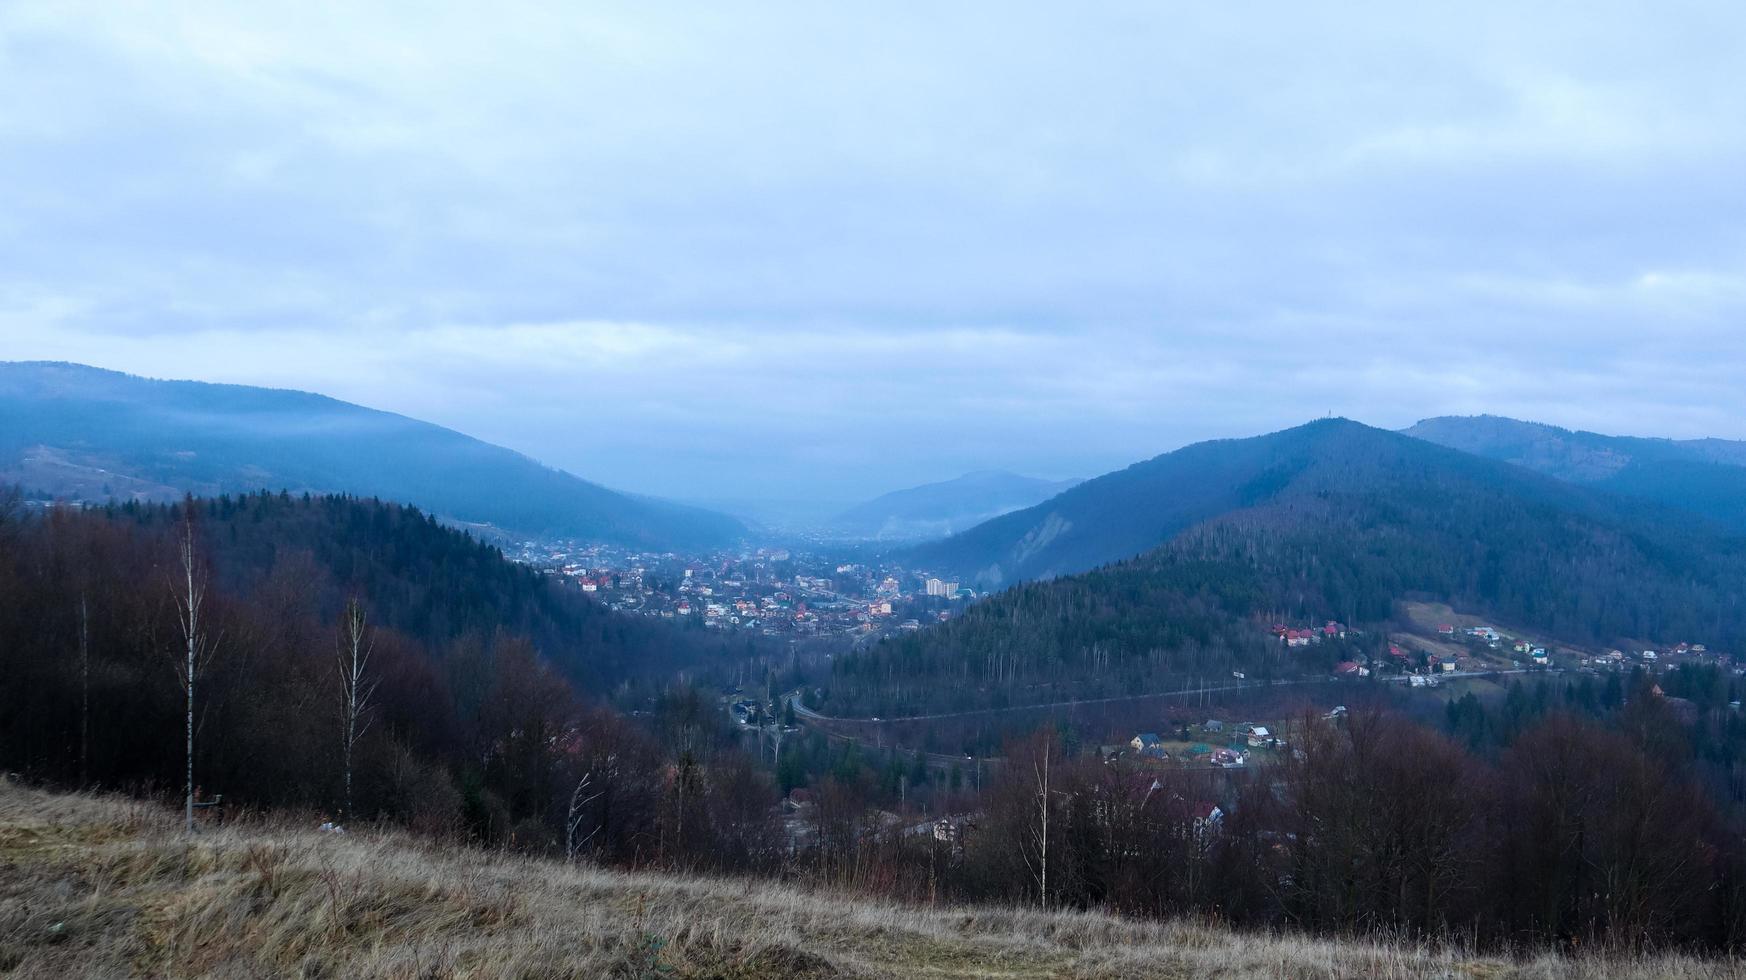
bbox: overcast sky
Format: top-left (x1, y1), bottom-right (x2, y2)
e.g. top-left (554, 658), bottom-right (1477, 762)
top-left (4, 2), bottom-right (1744, 503)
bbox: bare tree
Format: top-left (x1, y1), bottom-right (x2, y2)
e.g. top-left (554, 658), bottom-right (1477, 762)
top-left (79, 592), bottom-right (90, 787)
top-left (336, 597), bottom-right (379, 823)
top-left (1021, 734), bottom-right (1054, 908)
top-left (172, 510), bottom-right (219, 833)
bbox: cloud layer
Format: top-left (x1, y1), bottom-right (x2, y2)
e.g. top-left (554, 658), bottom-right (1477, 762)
top-left (4, 1), bottom-right (1744, 501)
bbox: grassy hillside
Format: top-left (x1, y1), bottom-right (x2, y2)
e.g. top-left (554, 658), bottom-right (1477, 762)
top-left (1, 780), bottom-right (1736, 980)
top-left (0, 361), bottom-right (745, 549)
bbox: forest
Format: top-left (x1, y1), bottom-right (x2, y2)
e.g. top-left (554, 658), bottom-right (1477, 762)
top-left (829, 438), bottom-right (1746, 716)
top-left (8, 488), bottom-right (1746, 954)
top-left (0, 490), bottom-right (776, 867)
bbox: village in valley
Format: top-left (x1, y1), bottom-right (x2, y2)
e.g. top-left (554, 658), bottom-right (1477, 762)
top-left (506, 533), bottom-right (1737, 862)
top-left (506, 537), bottom-right (974, 642)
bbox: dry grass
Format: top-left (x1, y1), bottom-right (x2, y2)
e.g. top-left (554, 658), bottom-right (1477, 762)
top-left (0, 780), bottom-right (1740, 979)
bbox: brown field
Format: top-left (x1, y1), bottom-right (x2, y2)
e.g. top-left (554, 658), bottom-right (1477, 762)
top-left (2, 779), bottom-right (1741, 979)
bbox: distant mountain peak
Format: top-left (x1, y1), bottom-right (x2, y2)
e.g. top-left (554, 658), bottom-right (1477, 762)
top-left (1405, 414), bottom-right (1746, 528)
top-left (831, 470), bottom-right (1083, 542)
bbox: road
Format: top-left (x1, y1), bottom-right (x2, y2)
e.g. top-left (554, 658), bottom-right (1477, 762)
top-left (792, 678), bottom-right (1305, 726)
top-left (791, 667), bottom-right (1551, 726)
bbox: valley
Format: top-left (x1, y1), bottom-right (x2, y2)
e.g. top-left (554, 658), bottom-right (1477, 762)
top-left (7, 397), bottom-right (1746, 968)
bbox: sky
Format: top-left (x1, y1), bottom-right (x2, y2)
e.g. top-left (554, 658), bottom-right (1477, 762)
top-left (3, 1), bottom-right (1745, 504)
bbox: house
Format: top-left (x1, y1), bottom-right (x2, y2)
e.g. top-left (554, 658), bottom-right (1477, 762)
top-left (1642, 650), bottom-right (1660, 662)
top-left (1203, 719), bottom-right (1225, 733)
top-left (1130, 733), bottom-right (1168, 758)
top-left (1438, 624), bottom-right (1456, 636)
top-left (1440, 659), bottom-right (1458, 673)
top-left (1191, 802), bottom-right (1224, 837)
top-left (1335, 661), bottom-right (1362, 677)
top-left (1531, 649), bottom-right (1549, 666)
top-left (1211, 748), bottom-right (1247, 768)
top-left (1246, 726), bottom-right (1272, 748)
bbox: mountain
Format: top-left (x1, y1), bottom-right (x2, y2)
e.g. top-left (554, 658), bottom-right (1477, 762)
top-left (906, 419), bottom-right (1406, 586)
top-left (0, 361), bottom-right (745, 549)
top-left (1405, 415), bottom-right (1746, 529)
top-left (831, 470), bottom-right (1081, 541)
top-left (836, 419), bottom-right (1746, 715)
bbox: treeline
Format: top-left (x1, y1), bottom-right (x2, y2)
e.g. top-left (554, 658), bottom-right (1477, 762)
top-left (0, 490), bottom-right (780, 870)
top-left (786, 686), bottom-right (1746, 952)
top-left (95, 489), bottom-right (752, 688)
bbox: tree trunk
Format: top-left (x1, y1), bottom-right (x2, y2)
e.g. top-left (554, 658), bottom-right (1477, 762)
top-left (79, 593), bottom-right (89, 787)
top-left (184, 531), bottom-right (197, 833)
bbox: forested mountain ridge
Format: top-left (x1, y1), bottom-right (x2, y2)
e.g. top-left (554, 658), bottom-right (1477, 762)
top-left (833, 420), bottom-right (1746, 715)
top-left (903, 421), bottom-right (1375, 587)
top-left (0, 491), bottom-right (762, 839)
top-left (101, 491), bottom-right (750, 689)
top-left (0, 361), bottom-right (746, 549)
top-left (1406, 414), bottom-right (1746, 529)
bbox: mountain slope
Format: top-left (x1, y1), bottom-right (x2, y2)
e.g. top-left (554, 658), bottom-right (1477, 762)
top-left (905, 418), bottom-right (1449, 586)
top-left (0, 491), bottom-right (749, 820)
top-left (836, 420), bottom-right (1746, 715)
top-left (0, 361), bottom-right (745, 549)
top-left (832, 470), bottom-right (1081, 541)
top-left (1405, 415), bottom-right (1746, 529)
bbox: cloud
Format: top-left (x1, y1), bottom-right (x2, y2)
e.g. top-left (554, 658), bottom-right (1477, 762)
top-left (2, 1), bottom-right (1745, 500)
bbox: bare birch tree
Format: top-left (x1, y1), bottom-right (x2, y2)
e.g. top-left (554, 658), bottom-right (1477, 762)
top-left (79, 592), bottom-right (90, 787)
top-left (172, 510), bottom-right (218, 833)
top-left (336, 596), bottom-right (379, 823)
top-left (1021, 735), bottom-right (1054, 909)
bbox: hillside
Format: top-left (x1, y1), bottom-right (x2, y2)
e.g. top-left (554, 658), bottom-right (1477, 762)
top-left (0, 361), bottom-right (745, 550)
top-left (0, 781), bottom-right (1730, 980)
top-left (107, 492), bottom-right (743, 689)
top-left (832, 470), bottom-right (1081, 541)
top-left (906, 416), bottom-right (1655, 587)
top-left (904, 423), bottom-right (1364, 587)
top-left (0, 492), bottom-right (751, 831)
top-left (835, 420), bottom-right (1746, 715)
top-left (1406, 415), bottom-right (1746, 529)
